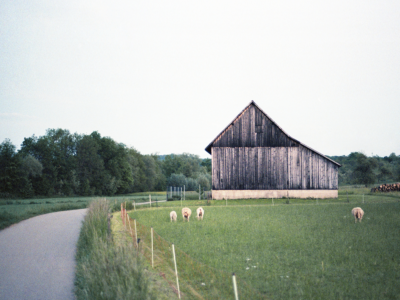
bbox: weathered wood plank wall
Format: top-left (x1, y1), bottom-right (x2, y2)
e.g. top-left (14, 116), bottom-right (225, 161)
top-left (212, 146), bottom-right (339, 190)
top-left (212, 105), bottom-right (297, 148)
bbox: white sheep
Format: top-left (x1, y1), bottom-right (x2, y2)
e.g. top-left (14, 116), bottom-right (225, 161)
top-left (351, 207), bottom-right (364, 223)
top-left (196, 207), bottom-right (204, 220)
top-left (182, 207), bottom-right (192, 222)
top-left (170, 211), bottom-right (177, 222)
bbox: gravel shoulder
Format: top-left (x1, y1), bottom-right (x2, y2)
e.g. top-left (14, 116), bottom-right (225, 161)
top-left (0, 209), bottom-right (87, 300)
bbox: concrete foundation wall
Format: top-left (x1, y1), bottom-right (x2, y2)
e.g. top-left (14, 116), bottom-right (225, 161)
top-left (212, 190), bottom-right (338, 200)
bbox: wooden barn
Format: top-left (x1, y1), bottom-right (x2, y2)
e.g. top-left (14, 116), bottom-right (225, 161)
top-left (205, 101), bottom-right (341, 199)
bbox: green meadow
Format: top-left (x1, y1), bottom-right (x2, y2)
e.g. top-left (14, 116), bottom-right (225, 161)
top-left (0, 192), bottom-right (165, 230)
top-left (129, 195), bottom-right (400, 299)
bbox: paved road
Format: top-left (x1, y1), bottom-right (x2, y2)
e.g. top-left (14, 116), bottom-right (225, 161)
top-left (0, 209), bottom-right (87, 300)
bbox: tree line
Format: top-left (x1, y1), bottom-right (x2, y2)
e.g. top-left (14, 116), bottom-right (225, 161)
top-left (1, 129), bottom-right (399, 198)
top-left (0, 129), bottom-right (211, 198)
top-left (329, 152), bottom-right (400, 186)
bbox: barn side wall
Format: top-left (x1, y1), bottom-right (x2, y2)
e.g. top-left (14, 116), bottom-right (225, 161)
top-left (212, 146), bottom-right (338, 191)
top-left (212, 190), bottom-right (338, 199)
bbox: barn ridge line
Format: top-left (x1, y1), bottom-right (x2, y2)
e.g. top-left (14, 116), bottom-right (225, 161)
top-left (205, 100), bottom-right (341, 167)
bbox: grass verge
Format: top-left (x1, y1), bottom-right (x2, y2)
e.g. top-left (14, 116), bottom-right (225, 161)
top-left (0, 202), bottom-right (87, 230)
top-left (74, 199), bottom-right (155, 300)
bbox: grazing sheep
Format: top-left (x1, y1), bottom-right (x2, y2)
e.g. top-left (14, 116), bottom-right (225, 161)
top-left (170, 211), bottom-right (177, 222)
top-left (196, 207), bottom-right (204, 220)
top-left (351, 207), bottom-right (364, 223)
top-left (182, 207), bottom-right (192, 222)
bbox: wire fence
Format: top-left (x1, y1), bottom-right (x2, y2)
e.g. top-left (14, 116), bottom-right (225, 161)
top-left (121, 211), bottom-right (266, 300)
top-left (117, 193), bottom-right (400, 299)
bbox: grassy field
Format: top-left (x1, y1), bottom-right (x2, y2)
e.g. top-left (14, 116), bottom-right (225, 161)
top-left (0, 192), bottom-right (171, 230)
top-left (128, 194), bottom-right (400, 299)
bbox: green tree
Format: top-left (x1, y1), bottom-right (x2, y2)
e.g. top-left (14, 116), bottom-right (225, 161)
top-left (351, 153), bottom-right (378, 186)
top-left (167, 173), bottom-right (187, 187)
top-left (196, 173), bottom-right (211, 191)
top-left (0, 139), bottom-right (22, 196)
top-left (76, 135), bottom-right (106, 195)
top-left (201, 158), bottom-right (212, 173)
top-left (126, 148), bottom-right (147, 192)
top-left (20, 155), bottom-right (43, 177)
top-left (20, 129), bottom-right (80, 196)
top-left (96, 134), bottom-right (133, 194)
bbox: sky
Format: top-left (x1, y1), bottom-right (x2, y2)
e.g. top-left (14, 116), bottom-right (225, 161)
top-left (1, 0), bottom-right (399, 158)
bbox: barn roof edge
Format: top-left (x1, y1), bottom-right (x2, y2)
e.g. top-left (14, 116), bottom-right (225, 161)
top-left (204, 101), bottom-right (341, 167)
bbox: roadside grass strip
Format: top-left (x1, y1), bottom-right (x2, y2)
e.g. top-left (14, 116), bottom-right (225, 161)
top-left (74, 199), bottom-right (155, 300)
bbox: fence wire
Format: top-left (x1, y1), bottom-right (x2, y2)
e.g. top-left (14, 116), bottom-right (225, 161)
top-left (125, 215), bottom-right (266, 300)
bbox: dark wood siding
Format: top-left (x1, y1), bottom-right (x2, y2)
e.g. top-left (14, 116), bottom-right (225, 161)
top-left (212, 105), bottom-right (297, 149)
top-left (212, 146), bottom-right (338, 190)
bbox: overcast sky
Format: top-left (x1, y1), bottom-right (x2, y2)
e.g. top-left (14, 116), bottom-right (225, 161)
top-left (1, 0), bottom-right (399, 158)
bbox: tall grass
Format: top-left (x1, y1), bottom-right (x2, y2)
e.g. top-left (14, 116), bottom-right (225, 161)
top-left (74, 199), bottom-right (155, 300)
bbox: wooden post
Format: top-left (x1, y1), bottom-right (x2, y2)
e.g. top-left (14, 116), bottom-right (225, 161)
top-left (151, 227), bottom-right (154, 268)
top-left (107, 213), bottom-right (111, 238)
top-left (150, 195), bottom-right (151, 208)
top-left (172, 243), bottom-right (181, 299)
top-left (121, 203), bottom-right (124, 226)
top-left (125, 210), bottom-right (128, 230)
top-left (134, 219), bottom-right (138, 247)
top-left (232, 273), bottom-right (239, 300)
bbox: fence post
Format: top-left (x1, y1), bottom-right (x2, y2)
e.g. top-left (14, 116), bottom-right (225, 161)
top-left (172, 243), bottom-right (181, 299)
top-left (134, 219), bottom-right (138, 247)
top-left (121, 203), bottom-right (124, 226)
top-left (151, 226), bottom-right (154, 268)
top-left (125, 210), bottom-right (128, 230)
top-left (232, 272), bottom-right (239, 300)
top-left (107, 213), bottom-right (111, 239)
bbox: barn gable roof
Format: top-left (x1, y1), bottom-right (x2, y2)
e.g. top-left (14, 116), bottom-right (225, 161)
top-left (205, 100), bottom-right (341, 167)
